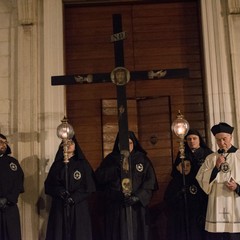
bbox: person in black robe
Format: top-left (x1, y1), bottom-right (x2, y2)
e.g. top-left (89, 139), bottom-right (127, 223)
top-left (0, 133), bottom-right (24, 240)
top-left (171, 129), bottom-right (213, 178)
top-left (44, 135), bottom-right (96, 240)
top-left (164, 157), bottom-right (207, 240)
top-left (95, 131), bottom-right (158, 240)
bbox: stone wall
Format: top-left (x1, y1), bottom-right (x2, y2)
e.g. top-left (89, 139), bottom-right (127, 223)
top-left (0, 1), bottom-right (11, 134)
top-left (0, 0), bottom-right (65, 239)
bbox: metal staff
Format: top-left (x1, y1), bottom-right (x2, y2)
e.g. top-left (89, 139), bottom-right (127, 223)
top-left (63, 139), bottom-right (71, 240)
top-left (171, 111), bottom-right (190, 240)
top-left (179, 139), bottom-right (190, 240)
top-left (57, 117), bottom-right (74, 240)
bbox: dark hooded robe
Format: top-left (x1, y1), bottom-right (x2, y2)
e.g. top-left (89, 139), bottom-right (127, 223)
top-left (164, 158), bottom-right (207, 240)
top-left (0, 134), bottom-right (24, 240)
top-left (44, 136), bottom-right (96, 240)
top-left (95, 131), bottom-right (158, 240)
top-left (171, 129), bottom-right (213, 178)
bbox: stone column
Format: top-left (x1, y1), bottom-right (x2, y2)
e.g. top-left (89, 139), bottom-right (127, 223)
top-left (0, 1), bottom-right (11, 134)
top-left (228, 0), bottom-right (240, 143)
top-left (39, 0), bottom-right (66, 238)
top-left (8, 0), bottom-right (41, 239)
top-left (6, 0), bottom-right (65, 239)
top-left (200, 0), bottom-right (238, 148)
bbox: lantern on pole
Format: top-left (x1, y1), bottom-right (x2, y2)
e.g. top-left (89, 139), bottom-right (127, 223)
top-left (171, 110), bottom-right (190, 240)
top-left (56, 116), bottom-right (74, 240)
top-left (171, 110), bottom-right (190, 160)
top-left (56, 116), bottom-right (75, 163)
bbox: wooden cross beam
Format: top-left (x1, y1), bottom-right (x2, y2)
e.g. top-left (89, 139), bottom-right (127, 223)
top-left (51, 68), bottom-right (189, 85)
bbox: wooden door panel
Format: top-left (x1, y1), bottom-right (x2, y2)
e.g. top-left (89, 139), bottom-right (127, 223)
top-left (137, 96), bottom-right (173, 205)
top-left (102, 99), bottom-right (138, 157)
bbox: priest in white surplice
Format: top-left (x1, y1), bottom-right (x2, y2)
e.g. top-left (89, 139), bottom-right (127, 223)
top-left (196, 122), bottom-right (240, 240)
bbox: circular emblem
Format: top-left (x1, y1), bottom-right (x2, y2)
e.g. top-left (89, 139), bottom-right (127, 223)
top-left (110, 67), bottom-right (130, 86)
top-left (10, 162), bottom-right (17, 171)
top-left (189, 184), bottom-right (197, 195)
top-left (136, 163), bottom-right (143, 172)
top-left (221, 162), bottom-right (230, 173)
top-left (73, 170), bottom-right (81, 180)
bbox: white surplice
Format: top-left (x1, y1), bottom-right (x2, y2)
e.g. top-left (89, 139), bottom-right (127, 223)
top-left (196, 150), bottom-right (240, 233)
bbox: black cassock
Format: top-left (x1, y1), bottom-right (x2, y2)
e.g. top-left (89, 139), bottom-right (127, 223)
top-left (95, 131), bottom-right (158, 240)
top-left (0, 154), bottom-right (24, 240)
top-left (164, 170), bottom-right (207, 240)
top-left (44, 137), bottom-right (96, 240)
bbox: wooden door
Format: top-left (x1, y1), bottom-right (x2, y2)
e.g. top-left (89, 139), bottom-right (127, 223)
top-left (64, 2), bottom-right (206, 240)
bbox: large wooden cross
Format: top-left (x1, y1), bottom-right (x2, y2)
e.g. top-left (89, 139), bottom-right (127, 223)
top-left (51, 13), bottom-right (189, 240)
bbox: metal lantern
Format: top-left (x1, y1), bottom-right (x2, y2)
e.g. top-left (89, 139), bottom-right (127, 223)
top-left (56, 116), bottom-right (75, 163)
top-left (171, 110), bottom-right (190, 139)
top-left (57, 116), bottom-right (75, 140)
top-left (171, 110), bottom-right (190, 160)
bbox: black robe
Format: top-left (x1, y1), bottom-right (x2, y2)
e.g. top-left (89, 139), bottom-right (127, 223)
top-left (0, 154), bottom-right (24, 240)
top-left (164, 171), bottom-right (207, 240)
top-left (44, 137), bottom-right (96, 240)
top-left (95, 131), bottom-right (158, 240)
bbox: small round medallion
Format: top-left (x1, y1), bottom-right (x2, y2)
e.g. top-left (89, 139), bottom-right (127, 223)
top-left (73, 170), bottom-right (81, 180)
top-left (110, 67), bottom-right (130, 86)
top-left (221, 162), bottom-right (230, 173)
top-left (136, 163), bottom-right (143, 172)
top-left (10, 162), bottom-right (17, 171)
top-left (189, 185), bottom-right (197, 195)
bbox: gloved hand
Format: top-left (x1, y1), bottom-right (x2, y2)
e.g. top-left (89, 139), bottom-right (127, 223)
top-left (59, 190), bottom-right (70, 201)
top-left (0, 198), bottom-right (7, 209)
top-left (64, 197), bottom-right (75, 207)
top-left (124, 195), bottom-right (139, 206)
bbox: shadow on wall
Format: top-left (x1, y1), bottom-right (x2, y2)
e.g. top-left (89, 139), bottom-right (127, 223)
top-left (20, 155), bottom-right (39, 240)
top-left (20, 155), bottom-right (50, 240)
top-left (37, 188), bottom-right (51, 240)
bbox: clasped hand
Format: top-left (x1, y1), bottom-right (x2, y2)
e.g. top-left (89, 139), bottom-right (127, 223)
top-left (59, 190), bottom-right (75, 206)
top-left (124, 194), bottom-right (139, 206)
top-left (0, 198), bottom-right (7, 210)
top-left (226, 178), bottom-right (237, 191)
top-left (216, 155), bottom-right (225, 170)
